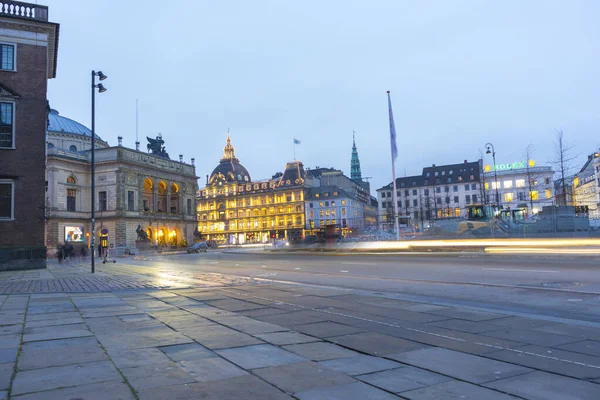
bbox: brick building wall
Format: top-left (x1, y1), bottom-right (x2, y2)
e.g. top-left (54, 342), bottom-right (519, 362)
top-left (0, 8), bottom-right (59, 271)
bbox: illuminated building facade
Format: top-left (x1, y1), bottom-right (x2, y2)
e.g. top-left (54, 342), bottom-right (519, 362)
top-left (573, 151), bottom-right (600, 219)
top-left (482, 160), bottom-right (554, 215)
top-left (377, 160), bottom-right (482, 230)
top-left (45, 111), bottom-right (198, 254)
top-left (197, 135), bottom-right (308, 244)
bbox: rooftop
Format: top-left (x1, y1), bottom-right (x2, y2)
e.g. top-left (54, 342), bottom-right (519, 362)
top-left (0, 1), bottom-right (48, 21)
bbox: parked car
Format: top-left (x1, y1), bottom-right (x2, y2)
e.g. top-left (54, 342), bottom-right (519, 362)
top-left (187, 242), bottom-right (208, 253)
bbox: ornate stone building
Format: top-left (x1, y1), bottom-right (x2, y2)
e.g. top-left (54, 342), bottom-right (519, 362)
top-left (45, 110), bottom-right (197, 253)
top-left (197, 135), bottom-right (307, 244)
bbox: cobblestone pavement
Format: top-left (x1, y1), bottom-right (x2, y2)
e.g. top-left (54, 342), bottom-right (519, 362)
top-left (1, 277), bottom-right (599, 399)
top-left (0, 260), bottom-right (256, 294)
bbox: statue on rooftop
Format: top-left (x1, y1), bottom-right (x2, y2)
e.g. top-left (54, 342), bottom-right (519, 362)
top-left (147, 134), bottom-right (170, 159)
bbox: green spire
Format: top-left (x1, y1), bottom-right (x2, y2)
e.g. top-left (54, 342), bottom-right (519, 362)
top-left (351, 130), bottom-right (362, 181)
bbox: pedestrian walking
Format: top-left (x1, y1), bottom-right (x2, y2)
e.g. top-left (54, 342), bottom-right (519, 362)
top-left (57, 244), bottom-right (63, 263)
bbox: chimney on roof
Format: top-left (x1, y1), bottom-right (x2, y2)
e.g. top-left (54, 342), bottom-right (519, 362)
top-left (432, 164), bottom-right (435, 167)
top-left (117, 136), bottom-right (123, 146)
top-left (464, 160), bottom-right (467, 164)
top-left (179, 154), bottom-right (183, 162)
top-left (135, 141), bottom-right (140, 151)
top-left (206, 175), bottom-right (209, 185)
top-left (191, 158), bottom-right (195, 166)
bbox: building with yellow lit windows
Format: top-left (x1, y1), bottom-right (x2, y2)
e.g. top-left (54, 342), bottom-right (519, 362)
top-left (482, 160), bottom-right (554, 215)
top-left (197, 135), bottom-right (309, 244)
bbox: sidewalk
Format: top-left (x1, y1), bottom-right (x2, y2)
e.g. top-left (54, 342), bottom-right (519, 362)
top-left (1, 267), bottom-right (600, 399)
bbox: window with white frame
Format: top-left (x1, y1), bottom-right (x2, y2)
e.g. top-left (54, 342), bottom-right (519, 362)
top-left (0, 180), bottom-right (14, 219)
top-left (0, 102), bottom-right (15, 148)
top-left (0, 43), bottom-right (15, 71)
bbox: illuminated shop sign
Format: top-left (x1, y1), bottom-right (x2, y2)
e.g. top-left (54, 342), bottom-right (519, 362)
top-left (64, 226), bottom-right (85, 242)
top-left (484, 160), bottom-right (535, 172)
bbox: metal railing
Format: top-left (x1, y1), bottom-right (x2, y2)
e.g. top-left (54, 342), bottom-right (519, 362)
top-left (0, 1), bottom-right (48, 21)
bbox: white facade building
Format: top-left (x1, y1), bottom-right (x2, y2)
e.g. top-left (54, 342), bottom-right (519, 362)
top-left (482, 161), bottom-right (555, 215)
top-left (377, 161), bottom-right (483, 231)
top-left (574, 152), bottom-right (600, 219)
top-left (305, 186), bottom-right (363, 233)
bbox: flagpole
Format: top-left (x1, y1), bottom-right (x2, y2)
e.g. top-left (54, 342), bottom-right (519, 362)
top-left (387, 91), bottom-right (400, 241)
top-left (293, 140), bottom-right (296, 161)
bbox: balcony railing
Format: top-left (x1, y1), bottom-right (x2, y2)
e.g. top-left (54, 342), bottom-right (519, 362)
top-left (0, 1), bottom-right (48, 21)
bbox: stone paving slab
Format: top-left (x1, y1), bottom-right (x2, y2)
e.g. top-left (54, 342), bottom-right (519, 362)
top-left (253, 360), bottom-right (356, 394)
top-left (18, 337), bottom-right (108, 370)
top-left (179, 324), bottom-right (263, 349)
top-left (158, 343), bottom-right (216, 362)
top-left (177, 356), bottom-right (249, 382)
top-left (296, 381), bottom-right (400, 400)
top-left (358, 366), bottom-right (452, 393)
top-left (11, 360), bottom-right (121, 396)
top-left (402, 380), bottom-right (520, 399)
top-left (485, 370), bottom-right (600, 400)
top-left (390, 347), bottom-right (532, 384)
top-left (11, 380), bottom-right (135, 400)
top-left (320, 354), bottom-right (402, 376)
top-left (136, 374), bottom-right (293, 400)
top-left (255, 331), bottom-right (320, 345)
top-left (0, 334), bottom-right (23, 349)
top-left (22, 324), bottom-right (92, 342)
top-left (557, 340), bottom-right (600, 357)
top-left (282, 341), bottom-right (360, 361)
top-left (427, 318), bottom-right (504, 334)
top-left (0, 324), bottom-right (23, 335)
top-left (216, 344), bottom-right (306, 369)
top-left (482, 327), bottom-right (582, 347)
top-left (328, 331), bottom-right (429, 356)
top-left (486, 344), bottom-right (600, 379)
top-left (108, 347), bottom-right (172, 369)
top-left (292, 321), bottom-right (367, 337)
top-left (0, 362), bottom-right (12, 391)
top-left (0, 347), bottom-right (17, 363)
top-left (120, 362), bottom-right (196, 391)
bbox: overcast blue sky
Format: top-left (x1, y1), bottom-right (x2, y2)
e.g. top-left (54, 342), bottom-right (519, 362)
top-left (45, 0), bottom-right (600, 191)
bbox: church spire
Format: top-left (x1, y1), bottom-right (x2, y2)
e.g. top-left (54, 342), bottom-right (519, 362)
top-left (222, 129), bottom-right (237, 161)
top-left (351, 130), bottom-right (362, 181)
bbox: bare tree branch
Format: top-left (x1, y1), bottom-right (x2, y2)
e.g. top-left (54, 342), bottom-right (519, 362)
top-left (550, 130), bottom-right (577, 205)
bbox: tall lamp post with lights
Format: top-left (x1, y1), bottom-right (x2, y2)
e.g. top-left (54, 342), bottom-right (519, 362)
top-left (90, 70), bottom-right (107, 273)
top-left (485, 143), bottom-right (500, 209)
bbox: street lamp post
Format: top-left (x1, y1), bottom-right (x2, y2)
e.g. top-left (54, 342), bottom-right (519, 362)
top-left (485, 143), bottom-right (500, 209)
top-left (90, 70), bottom-right (107, 274)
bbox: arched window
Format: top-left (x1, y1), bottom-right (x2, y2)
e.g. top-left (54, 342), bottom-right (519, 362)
top-left (143, 178), bottom-right (153, 212)
top-left (66, 176), bottom-right (77, 184)
top-left (47, 142), bottom-right (55, 149)
top-left (69, 145), bottom-right (77, 152)
top-left (170, 183), bottom-right (179, 214)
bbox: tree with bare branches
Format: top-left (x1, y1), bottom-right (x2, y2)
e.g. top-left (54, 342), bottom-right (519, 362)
top-left (525, 144), bottom-right (536, 212)
top-left (551, 130), bottom-right (577, 205)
